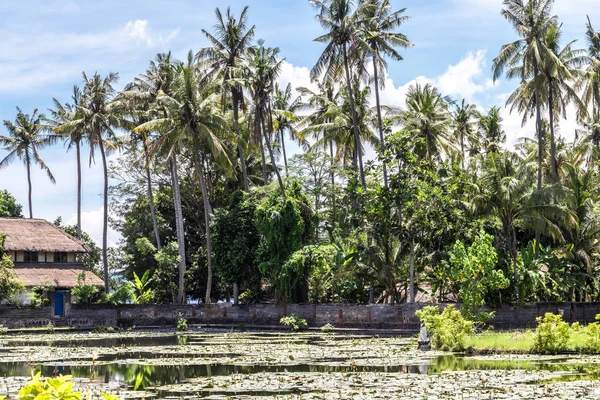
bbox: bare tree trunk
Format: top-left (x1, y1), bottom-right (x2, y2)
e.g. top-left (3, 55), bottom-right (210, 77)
top-left (533, 63), bottom-right (543, 252)
top-left (145, 152), bottom-right (161, 250)
top-left (372, 59), bottom-right (388, 187)
top-left (25, 150), bottom-right (32, 219)
top-left (548, 82), bottom-right (558, 180)
top-left (76, 141), bottom-right (82, 239)
top-left (329, 140), bottom-right (336, 229)
top-left (233, 283), bottom-right (239, 305)
top-left (233, 89), bottom-right (249, 191)
top-left (343, 44), bottom-right (366, 189)
top-left (258, 118), bottom-right (269, 185)
top-left (98, 138), bottom-right (110, 293)
top-left (193, 135), bottom-right (214, 304)
top-left (409, 241), bottom-right (415, 303)
top-left (369, 279), bottom-right (374, 304)
top-left (171, 158), bottom-right (187, 304)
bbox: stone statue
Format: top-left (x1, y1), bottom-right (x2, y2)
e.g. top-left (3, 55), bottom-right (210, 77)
top-left (418, 323), bottom-right (430, 351)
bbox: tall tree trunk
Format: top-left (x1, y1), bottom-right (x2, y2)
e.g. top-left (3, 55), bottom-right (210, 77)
top-left (145, 152), bottom-right (161, 250)
top-left (533, 63), bottom-right (543, 252)
top-left (262, 117), bottom-right (286, 199)
top-left (233, 283), bottom-right (239, 305)
top-left (460, 133), bottom-right (466, 170)
top-left (192, 135), bottom-right (215, 304)
top-left (409, 241), bottom-right (415, 303)
top-left (98, 138), bottom-right (110, 293)
top-left (25, 149), bottom-right (32, 219)
top-left (76, 141), bottom-right (82, 240)
top-left (314, 171), bottom-right (319, 242)
top-left (343, 44), bottom-right (366, 189)
top-left (171, 158), bottom-right (187, 304)
top-left (280, 129), bottom-right (289, 176)
top-left (233, 89), bottom-right (249, 191)
top-left (548, 82), bottom-right (558, 180)
top-left (329, 139), bottom-right (336, 229)
top-left (258, 116), bottom-right (269, 185)
top-left (372, 59), bottom-right (388, 187)
top-left (369, 278), bottom-right (374, 304)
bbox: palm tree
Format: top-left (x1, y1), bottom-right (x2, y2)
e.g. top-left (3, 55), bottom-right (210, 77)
top-left (358, 0), bottom-right (412, 186)
top-left (48, 86), bottom-right (85, 239)
top-left (137, 53), bottom-right (231, 304)
top-left (247, 41), bottom-right (286, 197)
top-left (0, 108), bottom-right (59, 219)
top-left (311, 0), bottom-right (369, 188)
top-left (478, 107), bottom-right (506, 155)
top-left (400, 83), bottom-right (453, 164)
top-left (580, 16), bottom-right (600, 122)
top-left (76, 72), bottom-right (123, 292)
top-left (492, 0), bottom-right (557, 190)
top-left (272, 82), bottom-right (302, 176)
top-left (452, 99), bottom-right (478, 169)
top-left (197, 6), bottom-right (255, 192)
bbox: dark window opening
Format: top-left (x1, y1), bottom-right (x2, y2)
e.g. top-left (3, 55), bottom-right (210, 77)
top-left (24, 251), bottom-right (38, 262)
top-left (54, 252), bottom-right (68, 263)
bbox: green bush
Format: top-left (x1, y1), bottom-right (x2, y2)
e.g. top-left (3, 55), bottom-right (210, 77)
top-left (415, 305), bottom-right (474, 351)
top-left (320, 323), bottom-right (335, 333)
top-left (8, 372), bottom-right (120, 400)
top-left (581, 314), bottom-right (600, 354)
top-left (280, 315), bottom-right (308, 331)
top-left (0, 324), bottom-right (7, 335)
top-left (45, 321), bottom-right (55, 334)
top-left (93, 325), bottom-right (115, 334)
top-left (532, 313), bottom-right (571, 355)
top-left (176, 318), bottom-right (189, 332)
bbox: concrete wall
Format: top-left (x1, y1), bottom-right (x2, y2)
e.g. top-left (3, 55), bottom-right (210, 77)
top-left (0, 302), bottom-right (599, 330)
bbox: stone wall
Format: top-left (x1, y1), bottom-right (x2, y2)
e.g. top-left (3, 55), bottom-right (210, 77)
top-left (0, 302), bottom-right (598, 330)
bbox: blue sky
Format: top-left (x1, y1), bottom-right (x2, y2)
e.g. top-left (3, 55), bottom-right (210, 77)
top-left (0, 0), bottom-right (598, 245)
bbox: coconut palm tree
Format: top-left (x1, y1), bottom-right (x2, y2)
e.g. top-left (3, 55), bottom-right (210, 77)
top-left (197, 6), bottom-right (255, 192)
top-left (580, 16), bottom-right (600, 122)
top-left (0, 108), bottom-right (59, 219)
top-left (400, 83), bottom-right (453, 164)
top-left (311, 0), bottom-right (369, 188)
top-left (76, 72), bottom-right (124, 292)
top-left (452, 99), bottom-right (478, 169)
top-left (272, 83), bottom-right (302, 176)
top-left (492, 0), bottom-right (557, 190)
top-left (357, 0), bottom-right (412, 186)
top-left (137, 53), bottom-right (231, 304)
top-left (247, 41), bottom-right (286, 197)
top-left (48, 86), bottom-right (85, 239)
top-left (478, 107), bottom-right (506, 155)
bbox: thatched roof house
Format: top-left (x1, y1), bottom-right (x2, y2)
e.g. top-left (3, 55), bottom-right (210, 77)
top-left (0, 218), bottom-right (90, 253)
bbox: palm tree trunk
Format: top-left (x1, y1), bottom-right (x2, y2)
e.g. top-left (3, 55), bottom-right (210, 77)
top-left (280, 129), bottom-right (289, 176)
top-left (548, 82), bottom-right (558, 180)
top-left (329, 139), bottom-right (336, 229)
top-left (460, 134), bottom-right (466, 170)
top-left (533, 63), bottom-right (544, 191)
top-left (76, 141), bottom-right (82, 240)
top-left (343, 44), bottom-right (366, 189)
top-left (192, 135), bottom-right (214, 304)
top-left (25, 149), bottom-right (32, 219)
top-left (233, 89), bottom-right (249, 191)
top-left (258, 117), bottom-right (269, 185)
top-left (409, 240), bottom-right (415, 303)
top-left (98, 138), bottom-right (110, 293)
top-left (171, 157), bottom-right (187, 304)
top-left (372, 59), bottom-right (388, 187)
top-left (145, 153), bottom-right (161, 250)
top-left (369, 278), bottom-right (374, 304)
top-left (262, 117), bottom-right (286, 199)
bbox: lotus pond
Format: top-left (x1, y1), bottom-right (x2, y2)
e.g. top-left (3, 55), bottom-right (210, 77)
top-left (1, 331), bottom-right (600, 399)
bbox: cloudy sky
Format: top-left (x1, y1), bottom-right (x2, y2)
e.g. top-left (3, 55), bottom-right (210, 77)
top-left (0, 0), bottom-right (598, 246)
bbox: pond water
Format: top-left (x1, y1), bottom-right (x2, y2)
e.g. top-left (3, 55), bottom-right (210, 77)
top-left (1, 331), bottom-right (599, 399)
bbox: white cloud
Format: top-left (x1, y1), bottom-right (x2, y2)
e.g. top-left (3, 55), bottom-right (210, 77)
top-left (125, 20), bottom-right (180, 48)
top-left (65, 207), bottom-right (120, 248)
top-left (436, 50), bottom-right (488, 101)
top-left (277, 61), bottom-right (316, 96)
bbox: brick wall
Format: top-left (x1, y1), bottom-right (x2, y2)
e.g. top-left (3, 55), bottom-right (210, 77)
top-left (1, 302), bottom-right (599, 330)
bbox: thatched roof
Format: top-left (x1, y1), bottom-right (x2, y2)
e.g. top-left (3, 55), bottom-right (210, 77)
top-left (0, 218), bottom-right (89, 253)
top-left (14, 266), bottom-right (104, 288)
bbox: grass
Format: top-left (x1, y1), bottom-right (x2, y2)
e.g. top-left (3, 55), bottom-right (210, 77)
top-left (465, 328), bottom-right (592, 353)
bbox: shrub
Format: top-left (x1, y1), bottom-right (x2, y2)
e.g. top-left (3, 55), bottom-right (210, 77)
top-left (46, 321), bottom-right (55, 334)
top-left (280, 315), bottom-right (308, 331)
top-left (29, 285), bottom-right (52, 308)
top-left (581, 314), bottom-right (600, 354)
top-left (0, 324), bottom-right (7, 335)
top-left (532, 313), bottom-right (571, 355)
top-left (176, 318), bottom-right (189, 332)
top-left (10, 372), bottom-right (120, 400)
top-left (415, 305), bottom-right (474, 351)
top-left (320, 323), bottom-right (335, 333)
top-left (93, 325), bottom-right (115, 334)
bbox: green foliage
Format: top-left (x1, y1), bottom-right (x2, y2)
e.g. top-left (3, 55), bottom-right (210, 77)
top-left (71, 273), bottom-right (102, 304)
top-left (0, 234), bottom-right (24, 304)
top-left (176, 317), bottom-right (189, 332)
top-left (107, 282), bottom-right (135, 305)
top-left (17, 373), bottom-right (82, 400)
top-left (450, 231), bottom-right (509, 321)
top-left (0, 189), bottom-right (22, 217)
top-left (135, 238), bottom-right (179, 302)
top-left (46, 322), bottom-right (55, 334)
top-left (280, 314), bottom-right (308, 331)
top-left (131, 271), bottom-right (156, 305)
top-left (0, 324), bottom-right (7, 335)
top-left (29, 284), bottom-right (52, 308)
top-left (532, 313), bottom-right (571, 355)
top-left (320, 323), bottom-right (335, 333)
top-left (415, 305), bottom-right (474, 351)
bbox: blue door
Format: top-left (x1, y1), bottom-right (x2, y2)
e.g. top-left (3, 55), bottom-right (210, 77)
top-left (54, 292), bottom-right (64, 316)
